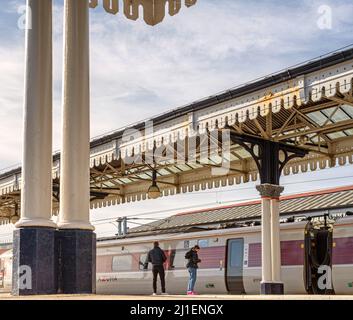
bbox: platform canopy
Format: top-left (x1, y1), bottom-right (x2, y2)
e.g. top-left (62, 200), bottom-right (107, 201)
top-left (89, 0), bottom-right (197, 25)
top-left (1, 47), bottom-right (353, 224)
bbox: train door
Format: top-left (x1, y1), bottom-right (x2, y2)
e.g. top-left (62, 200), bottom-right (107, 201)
top-left (226, 238), bottom-right (245, 294)
top-left (304, 215), bottom-right (334, 294)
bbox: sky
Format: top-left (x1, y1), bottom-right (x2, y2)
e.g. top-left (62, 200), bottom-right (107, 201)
top-left (1, 0), bottom-right (353, 241)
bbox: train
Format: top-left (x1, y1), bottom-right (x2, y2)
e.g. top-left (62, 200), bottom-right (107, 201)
top-left (0, 248), bottom-right (12, 292)
top-left (95, 213), bottom-right (353, 295)
top-left (1, 213), bottom-right (353, 295)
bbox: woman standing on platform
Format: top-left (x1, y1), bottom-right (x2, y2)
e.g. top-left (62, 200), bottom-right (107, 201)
top-left (185, 245), bottom-right (201, 295)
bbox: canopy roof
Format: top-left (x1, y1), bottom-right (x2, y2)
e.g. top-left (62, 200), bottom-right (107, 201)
top-left (89, 0), bottom-right (197, 26)
top-left (1, 46), bottom-right (353, 223)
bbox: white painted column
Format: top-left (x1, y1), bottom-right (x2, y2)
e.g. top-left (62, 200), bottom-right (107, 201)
top-left (58, 0), bottom-right (94, 231)
top-left (260, 196), bottom-right (272, 283)
top-left (16, 0), bottom-right (56, 229)
top-left (271, 197), bottom-right (282, 282)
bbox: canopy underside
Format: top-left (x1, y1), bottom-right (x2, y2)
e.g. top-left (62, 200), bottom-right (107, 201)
top-left (1, 50), bottom-right (353, 224)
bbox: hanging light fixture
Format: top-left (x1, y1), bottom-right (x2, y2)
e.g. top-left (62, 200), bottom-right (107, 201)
top-left (10, 214), bottom-right (20, 224)
top-left (10, 203), bottom-right (20, 224)
top-left (148, 169), bottom-right (161, 199)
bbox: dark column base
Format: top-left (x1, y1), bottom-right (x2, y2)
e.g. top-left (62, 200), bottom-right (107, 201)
top-left (57, 229), bottom-right (96, 294)
top-left (261, 282), bottom-right (284, 295)
top-left (12, 228), bottom-right (57, 295)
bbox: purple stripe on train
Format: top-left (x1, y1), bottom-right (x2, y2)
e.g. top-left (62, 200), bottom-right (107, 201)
top-left (332, 237), bottom-right (353, 265)
top-left (248, 241), bottom-right (305, 267)
top-left (248, 237), bottom-right (353, 267)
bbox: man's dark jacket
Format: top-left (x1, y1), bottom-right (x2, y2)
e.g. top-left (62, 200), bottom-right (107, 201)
top-left (145, 247), bottom-right (167, 267)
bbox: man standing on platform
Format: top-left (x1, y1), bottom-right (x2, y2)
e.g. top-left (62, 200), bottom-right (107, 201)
top-left (144, 241), bottom-right (168, 295)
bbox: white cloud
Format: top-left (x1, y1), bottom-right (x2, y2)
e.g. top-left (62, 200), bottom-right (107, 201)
top-left (1, 1), bottom-right (353, 237)
top-left (0, 44), bottom-right (24, 169)
top-left (2, 0), bottom-right (353, 168)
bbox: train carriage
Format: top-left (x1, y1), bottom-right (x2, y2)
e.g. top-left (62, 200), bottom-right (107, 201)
top-left (95, 214), bottom-right (353, 295)
top-left (1, 185), bottom-right (353, 295)
top-left (95, 186), bottom-right (353, 295)
top-left (0, 249), bottom-right (12, 292)
top-left (332, 216), bottom-right (353, 294)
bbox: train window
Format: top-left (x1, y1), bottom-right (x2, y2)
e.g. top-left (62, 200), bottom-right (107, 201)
top-left (184, 241), bottom-right (190, 249)
top-left (229, 241), bottom-right (243, 268)
top-left (139, 253), bottom-right (148, 270)
top-left (112, 255), bottom-right (132, 272)
top-left (198, 239), bottom-right (209, 248)
top-left (172, 250), bottom-right (188, 268)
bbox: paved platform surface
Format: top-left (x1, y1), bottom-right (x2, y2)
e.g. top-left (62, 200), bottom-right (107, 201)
top-left (1, 293), bottom-right (353, 300)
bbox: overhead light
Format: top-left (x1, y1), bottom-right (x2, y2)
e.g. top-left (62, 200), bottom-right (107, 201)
top-left (10, 215), bottom-right (20, 224)
top-left (148, 184), bottom-right (161, 199)
top-left (298, 135), bottom-right (309, 146)
top-left (148, 170), bottom-right (161, 199)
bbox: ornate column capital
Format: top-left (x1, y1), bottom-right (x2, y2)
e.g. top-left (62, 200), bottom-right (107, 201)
top-left (256, 184), bottom-right (284, 198)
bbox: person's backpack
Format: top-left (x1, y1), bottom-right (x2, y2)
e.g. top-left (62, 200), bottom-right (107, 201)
top-left (185, 250), bottom-right (192, 259)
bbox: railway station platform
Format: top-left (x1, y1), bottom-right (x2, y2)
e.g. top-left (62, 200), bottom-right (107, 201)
top-left (1, 293), bottom-right (353, 300)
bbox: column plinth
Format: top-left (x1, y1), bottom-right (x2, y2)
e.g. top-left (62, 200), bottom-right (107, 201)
top-left (56, 230), bottom-right (96, 294)
top-left (12, 228), bottom-right (57, 295)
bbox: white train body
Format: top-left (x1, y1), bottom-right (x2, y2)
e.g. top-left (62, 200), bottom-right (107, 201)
top-left (95, 216), bottom-right (353, 295)
top-left (1, 216), bottom-right (352, 295)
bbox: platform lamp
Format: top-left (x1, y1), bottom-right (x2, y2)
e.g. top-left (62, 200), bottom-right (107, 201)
top-left (9, 203), bottom-right (20, 224)
top-left (10, 215), bottom-right (20, 225)
top-left (148, 169), bottom-right (162, 199)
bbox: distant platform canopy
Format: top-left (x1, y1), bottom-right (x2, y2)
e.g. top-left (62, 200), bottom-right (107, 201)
top-left (1, 46), bottom-right (353, 224)
top-left (102, 185), bottom-right (353, 239)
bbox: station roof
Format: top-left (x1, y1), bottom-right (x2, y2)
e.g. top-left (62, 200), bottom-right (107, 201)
top-left (109, 185), bottom-right (353, 239)
top-left (1, 46), bottom-right (353, 223)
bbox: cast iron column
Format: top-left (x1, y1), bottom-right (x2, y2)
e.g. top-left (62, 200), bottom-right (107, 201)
top-left (270, 187), bottom-right (284, 284)
top-left (256, 184), bottom-right (284, 294)
top-left (229, 131), bottom-right (307, 295)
